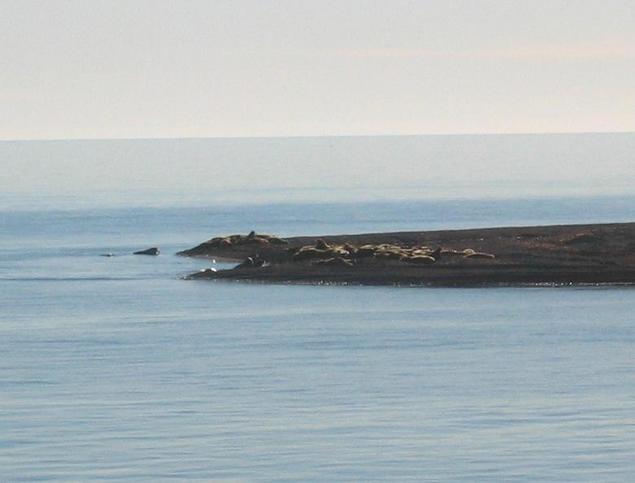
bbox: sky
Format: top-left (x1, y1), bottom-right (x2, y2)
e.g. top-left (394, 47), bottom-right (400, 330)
top-left (2, 133), bottom-right (634, 209)
top-left (2, 0), bottom-right (635, 140)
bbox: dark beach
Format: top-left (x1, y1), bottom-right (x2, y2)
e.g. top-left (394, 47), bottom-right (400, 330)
top-left (179, 222), bottom-right (635, 286)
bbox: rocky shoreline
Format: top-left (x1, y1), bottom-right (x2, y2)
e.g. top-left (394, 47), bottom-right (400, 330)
top-left (178, 223), bottom-right (635, 287)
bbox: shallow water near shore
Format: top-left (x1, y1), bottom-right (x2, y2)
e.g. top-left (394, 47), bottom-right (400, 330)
top-left (2, 196), bottom-right (635, 481)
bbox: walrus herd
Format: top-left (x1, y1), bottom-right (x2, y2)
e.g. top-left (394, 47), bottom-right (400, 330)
top-left (288, 239), bottom-right (495, 267)
top-left (182, 231), bottom-right (497, 275)
top-left (179, 231), bottom-right (496, 273)
top-left (205, 231), bottom-right (288, 248)
top-left (180, 223), bottom-right (635, 286)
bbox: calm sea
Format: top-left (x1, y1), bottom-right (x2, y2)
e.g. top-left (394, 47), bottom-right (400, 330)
top-left (2, 133), bottom-right (635, 481)
top-left (2, 193), bottom-right (635, 481)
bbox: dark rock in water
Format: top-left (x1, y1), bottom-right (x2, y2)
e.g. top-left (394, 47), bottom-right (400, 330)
top-left (134, 247), bottom-right (160, 256)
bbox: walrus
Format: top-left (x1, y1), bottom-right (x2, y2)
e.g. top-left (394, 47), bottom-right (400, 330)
top-left (374, 249), bottom-right (405, 260)
top-left (355, 245), bottom-right (377, 257)
top-left (244, 236), bottom-right (269, 245)
top-left (315, 239), bottom-right (331, 250)
top-left (440, 248), bottom-right (465, 256)
top-left (402, 255), bottom-right (436, 264)
top-left (464, 252), bottom-right (496, 260)
top-left (219, 238), bottom-right (233, 248)
top-left (292, 247), bottom-right (329, 261)
top-left (342, 243), bottom-right (357, 255)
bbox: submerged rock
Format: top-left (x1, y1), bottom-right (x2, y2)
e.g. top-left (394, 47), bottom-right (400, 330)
top-left (134, 247), bottom-right (160, 256)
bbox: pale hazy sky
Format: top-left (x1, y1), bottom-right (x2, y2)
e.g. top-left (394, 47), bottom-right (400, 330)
top-left (2, 0), bottom-right (634, 140)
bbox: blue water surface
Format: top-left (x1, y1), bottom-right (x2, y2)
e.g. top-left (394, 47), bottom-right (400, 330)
top-left (1, 196), bottom-right (635, 481)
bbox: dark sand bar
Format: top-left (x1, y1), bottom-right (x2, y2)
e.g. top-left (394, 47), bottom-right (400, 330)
top-left (179, 223), bottom-right (635, 286)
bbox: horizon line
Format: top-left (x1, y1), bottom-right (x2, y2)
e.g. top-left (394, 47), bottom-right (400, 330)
top-left (2, 129), bottom-right (635, 143)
